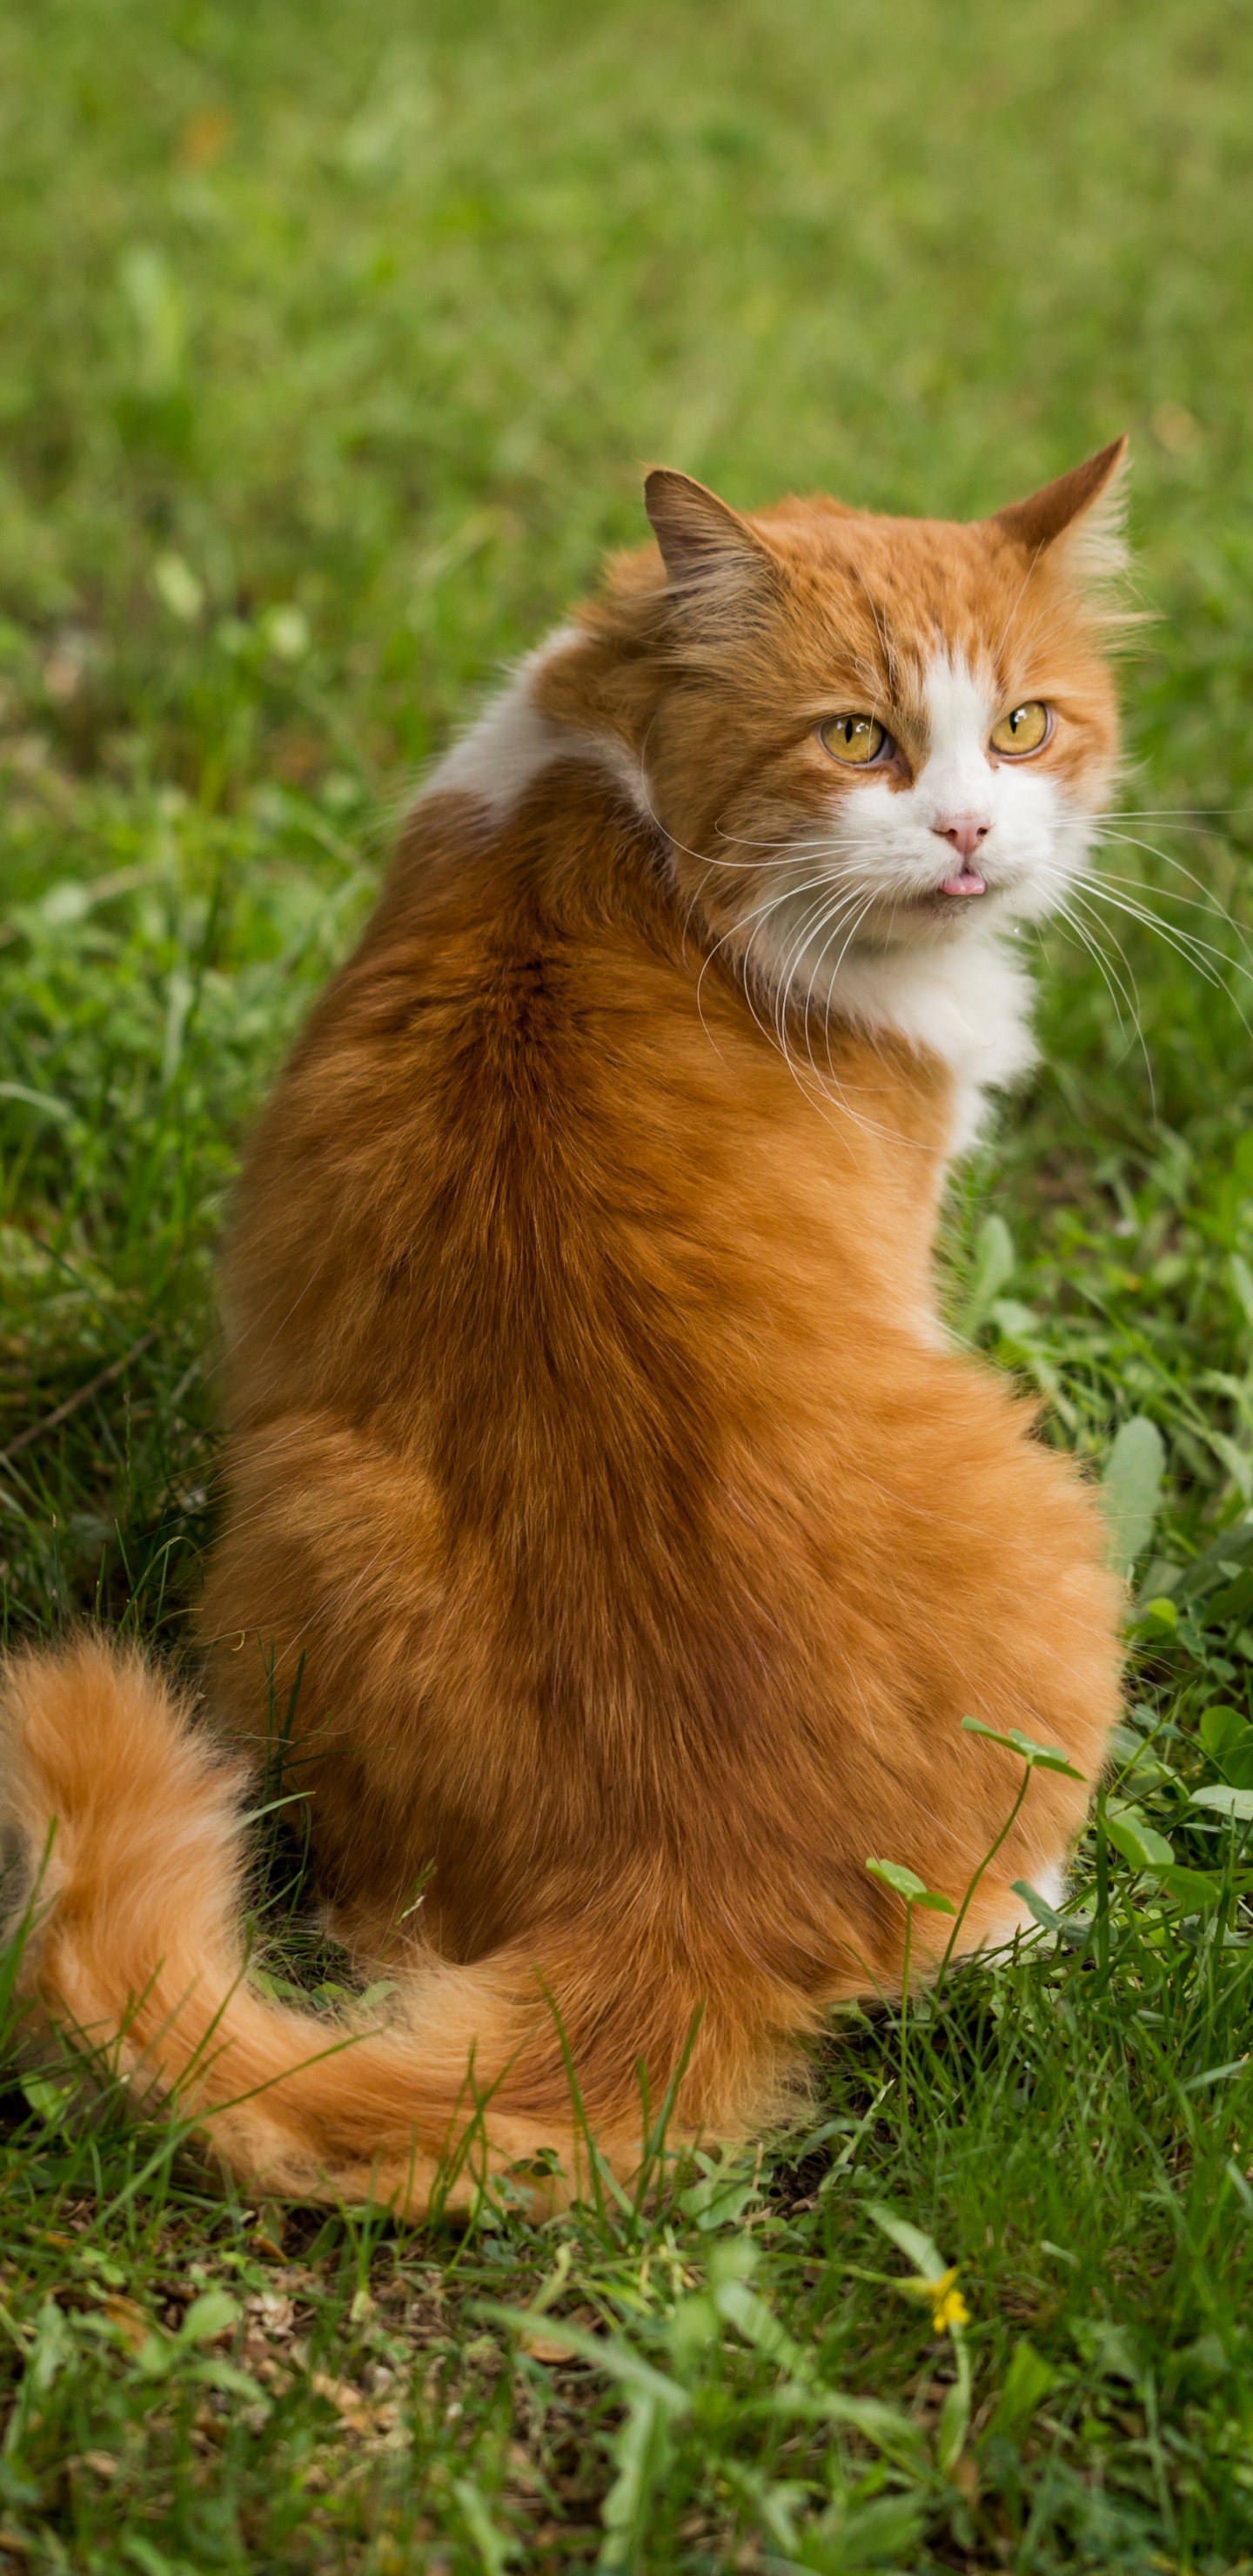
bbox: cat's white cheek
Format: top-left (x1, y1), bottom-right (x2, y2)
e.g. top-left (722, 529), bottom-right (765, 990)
top-left (822, 778), bottom-right (928, 891)
top-left (989, 769), bottom-right (1092, 921)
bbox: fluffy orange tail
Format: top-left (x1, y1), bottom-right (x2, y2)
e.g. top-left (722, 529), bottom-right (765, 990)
top-left (0, 1640), bottom-right (678, 2216)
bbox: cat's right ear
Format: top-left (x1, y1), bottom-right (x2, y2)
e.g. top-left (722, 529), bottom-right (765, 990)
top-left (644, 470), bottom-right (775, 601)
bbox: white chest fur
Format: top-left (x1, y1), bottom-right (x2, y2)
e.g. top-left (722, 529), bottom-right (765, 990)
top-left (826, 933), bottom-right (1038, 1155)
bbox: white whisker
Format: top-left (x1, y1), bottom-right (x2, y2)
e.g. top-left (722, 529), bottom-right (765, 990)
top-left (1071, 873), bottom-right (1246, 984)
top-left (1049, 898), bottom-right (1157, 1117)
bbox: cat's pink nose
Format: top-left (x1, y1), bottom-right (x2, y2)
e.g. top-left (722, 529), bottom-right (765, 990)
top-left (933, 814), bottom-right (991, 862)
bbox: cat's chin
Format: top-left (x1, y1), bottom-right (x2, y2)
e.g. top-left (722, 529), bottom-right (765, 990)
top-left (859, 888), bottom-right (1013, 952)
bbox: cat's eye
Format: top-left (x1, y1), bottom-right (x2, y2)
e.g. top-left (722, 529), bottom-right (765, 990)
top-left (990, 701), bottom-right (1050, 757)
top-left (820, 714), bottom-right (887, 767)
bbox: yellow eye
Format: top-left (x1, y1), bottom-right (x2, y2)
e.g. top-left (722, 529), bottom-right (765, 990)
top-left (821, 714), bottom-right (887, 767)
top-left (990, 701), bottom-right (1049, 756)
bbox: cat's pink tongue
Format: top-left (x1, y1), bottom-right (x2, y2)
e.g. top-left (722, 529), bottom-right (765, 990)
top-left (939, 865), bottom-right (987, 898)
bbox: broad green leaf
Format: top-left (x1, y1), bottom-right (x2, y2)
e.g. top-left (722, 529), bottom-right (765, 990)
top-left (866, 1856), bottom-right (927, 1902)
top-left (1231, 1252), bottom-right (1253, 1334)
top-left (598, 2392), bottom-right (674, 2571)
top-left (1203, 1429), bottom-right (1253, 1503)
top-left (1198, 1704), bottom-right (1253, 1788)
top-left (1134, 1594), bottom-right (1179, 1631)
top-left (453, 2475), bottom-right (516, 2576)
top-left (191, 2357), bottom-right (268, 2402)
top-left (178, 2291), bottom-right (238, 2346)
top-left (1012, 1879), bottom-right (1092, 1946)
top-left (151, 550), bottom-right (204, 622)
top-left (668, 2293), bottom-right (719, 2369)
top-left (20, 2077), bottom-right (73, 2130)
top-left (1010, 1878), bottom-right (1066, 1932)
top-left (800, 2389), bottom-right (921, 2456)
top-left (865, 1857), bottom-right (955, 1911)
top-left (706, 2235), bottom-right (759, 2292)
top-left (1075, 2318), bottom-right (1140, 2385)
top-left (1101, 1415), bottom-right (1165, 1572)
top-left (356, 1980), bottom-right (399, 2014)
top-left (865, 2203), bottom-right (945, 2283)
top-left (1191, 1784), bottom-right (1253, 1821)
top-left (1222, 1736), bottom-right (1253, 1791)
top-left (990, 1296), bottom-right (1042, 1342)
top-left (937, 2362), bottom-right (971, 2476)
top-left (760, 2379), bottom-right (922, 2459)
top-left (714, 2278), bottom-right (807, 2376)
top-left (1158, 1864), bottom-right (1223, 1909)
top-left (1205, 1565), bottom-right (1253, 1627)
top-left (962, 1716), bottom-right (1085, 1779)
top-left (25, 2299), bottom-right (75, 2398)
top-left (482, 2305), bottom-right (688, 2415)
top-left (1199, 1705), bottom-right (1251, 1765)
top-left (118, 2539), bottom-right (170, 2576)
top-left (789, 2490), bottom-right (927, 2568)
top-left (994, 2337), bottom-right (1058, 2433)
top-left (1174, 1520), bottom-right (1253, 1605)
top-left (136, 2331), bottom-right (176, 2379)
top-left (1182, 2057), bottom-right (1251, 2094)
top-left (1102, 1803), bottom-right (1175, 1871)
top-left (961, 1212), bottom-right (1015, 1335)
top-left (678, 2152), bottom-right (762, 2234)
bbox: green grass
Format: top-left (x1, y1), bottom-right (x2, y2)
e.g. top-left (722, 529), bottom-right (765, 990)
top-left (3, 0), bottom-right (1253, 2565)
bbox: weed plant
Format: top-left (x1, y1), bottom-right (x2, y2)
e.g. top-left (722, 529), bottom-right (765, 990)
top-left (3, 0), bottom-right (1253, 2566)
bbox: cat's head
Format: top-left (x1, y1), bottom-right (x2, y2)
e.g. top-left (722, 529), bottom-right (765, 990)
top-left (573, 445), bottom-right (1127, 999)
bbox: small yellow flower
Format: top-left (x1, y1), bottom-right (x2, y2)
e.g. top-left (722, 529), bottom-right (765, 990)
top-left (901, 2264), bottom-right (969, 2335)
top-left (931, 2280), bottom-right (970, 2335)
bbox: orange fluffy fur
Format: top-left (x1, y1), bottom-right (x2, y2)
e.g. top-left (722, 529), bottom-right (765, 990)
top-left (0, 449), bottom-right (1128, 2215)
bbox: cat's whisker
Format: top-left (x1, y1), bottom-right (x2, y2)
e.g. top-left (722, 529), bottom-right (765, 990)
top-left (761, 884), bottom-right (865, 1061)
top-left (762, 872), bottom-right (881, 1115)
top-left (696, 875), bottom-right (848, 1062)
top-left (781, 887), bottom-right (871, 1069)
top-left (632, 763), bottom-right (892, 890)
top-left (811, 896), bottom-right (883, 1095)
top-left (737, 880), bottom-right (899, 1140)
top-left (1091, 831), bottom-right (1253, 968)
top-left (1070, 873), bottom-right (1253, 1053)
top-left (1069, 882), bottom-right (1230, 990)
top-left (1088, 860), bottom-right (1253, 974)
top-left (1099, 806), bottom-right (1253, 822)
top-left (1061, 889), bottom-right (1150, 1036)
top-left (688, 861), bottom-right (840, 967)
top-left (1071, 870), bottom-right (1247, 988)
top-left (770, 877), bottom-right (868, 1004)
top-left (713, 823), bottom-right (899, 855)
top-left (1049, 898), bottom-right (1157, 1117)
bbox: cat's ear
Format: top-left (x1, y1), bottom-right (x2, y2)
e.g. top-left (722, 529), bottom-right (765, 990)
top-left (644, 469), bottom-right (774, 599)
top-left (990, 436), bottom-right (1129, 581)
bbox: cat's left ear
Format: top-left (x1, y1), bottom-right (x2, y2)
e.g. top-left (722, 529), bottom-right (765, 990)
top-left (990, 435), bottom-right (1129, 581)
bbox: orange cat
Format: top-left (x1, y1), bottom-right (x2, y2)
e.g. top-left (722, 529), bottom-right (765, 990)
top-left (0, 447), bottom-right (1127, 2213)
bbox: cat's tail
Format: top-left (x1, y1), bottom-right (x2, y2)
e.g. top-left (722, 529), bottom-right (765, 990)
top-left (0, 1639), bottom-right (782, 2214)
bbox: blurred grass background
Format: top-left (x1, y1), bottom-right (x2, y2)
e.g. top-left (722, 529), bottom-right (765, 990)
top-left (3, 3), bottom-right (1253, 2570)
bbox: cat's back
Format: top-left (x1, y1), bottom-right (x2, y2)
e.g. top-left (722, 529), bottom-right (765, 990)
top-left (219, 761), bottom-right (950, 1448)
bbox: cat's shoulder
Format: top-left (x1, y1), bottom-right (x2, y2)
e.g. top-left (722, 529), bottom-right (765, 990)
top-left (418, 627), bottom-right (639, 822)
